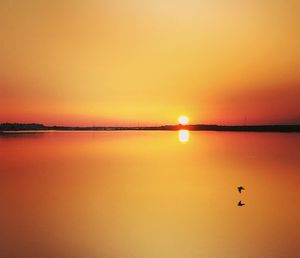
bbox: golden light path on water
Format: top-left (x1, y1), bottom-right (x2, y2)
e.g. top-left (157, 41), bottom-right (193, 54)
top-left (178, 130), bottom-right (190, 143)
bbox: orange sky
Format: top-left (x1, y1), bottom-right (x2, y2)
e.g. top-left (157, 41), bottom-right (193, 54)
top-left (1, 0), bottom-right (299, 126)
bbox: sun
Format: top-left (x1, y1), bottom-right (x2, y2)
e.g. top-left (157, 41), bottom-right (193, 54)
top-left (178, 115), bottom-right (189, 125)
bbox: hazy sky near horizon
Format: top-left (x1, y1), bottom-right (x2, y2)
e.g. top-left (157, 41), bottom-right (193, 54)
top-left (1, 0), bottom-right (299, 126)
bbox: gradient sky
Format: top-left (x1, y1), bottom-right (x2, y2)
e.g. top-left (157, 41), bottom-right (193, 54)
top-left (1, 0), bottom-right (299, 126)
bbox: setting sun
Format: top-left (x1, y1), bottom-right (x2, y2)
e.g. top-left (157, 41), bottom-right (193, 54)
top-left (178, 116), bottom-right (189, 125)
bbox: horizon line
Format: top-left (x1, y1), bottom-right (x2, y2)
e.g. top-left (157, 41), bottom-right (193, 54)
top-left (1, 122), bottom-right (300, 133)
top-left (1, 122), bottom-right (300, 127)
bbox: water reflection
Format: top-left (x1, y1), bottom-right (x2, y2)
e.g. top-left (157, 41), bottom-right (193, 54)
top-left (178, 129), bottom-right (189, 143)
top-left (1, 131), bottom-right (300, 258)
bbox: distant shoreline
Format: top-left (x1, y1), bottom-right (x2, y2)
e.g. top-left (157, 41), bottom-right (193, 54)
top-left (1, 123), bottom-right (300, 133)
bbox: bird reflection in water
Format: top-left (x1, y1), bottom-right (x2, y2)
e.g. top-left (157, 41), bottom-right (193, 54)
top-left (238, 201), bottom-right (245, 206)
top-left (178, 130), bottom-right (190, 143)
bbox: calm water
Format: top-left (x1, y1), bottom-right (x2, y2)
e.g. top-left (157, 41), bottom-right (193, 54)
top-left (0, 131), bottom-right (299, 258)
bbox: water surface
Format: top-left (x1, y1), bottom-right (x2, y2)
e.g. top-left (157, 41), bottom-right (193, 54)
top-left (0, 131), bottom-right (299, 258)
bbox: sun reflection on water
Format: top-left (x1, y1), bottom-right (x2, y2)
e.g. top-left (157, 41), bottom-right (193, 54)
top-left (178, 130), bottom-right (190, 143)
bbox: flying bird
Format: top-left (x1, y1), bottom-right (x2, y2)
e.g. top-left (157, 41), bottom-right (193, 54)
top-left (238, 201), bottom-right (245, 206)
top-left (238, 186), bottom-right (245, 193)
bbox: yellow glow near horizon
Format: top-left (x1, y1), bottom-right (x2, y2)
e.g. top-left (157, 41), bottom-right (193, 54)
top-left (178, 116), bottom-right (189, 125)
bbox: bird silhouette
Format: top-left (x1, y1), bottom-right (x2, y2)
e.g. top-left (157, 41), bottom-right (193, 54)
top-left (238, 186), bottom-right (245, 193)
top-left (238, 201), bottom-right (245, 206)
